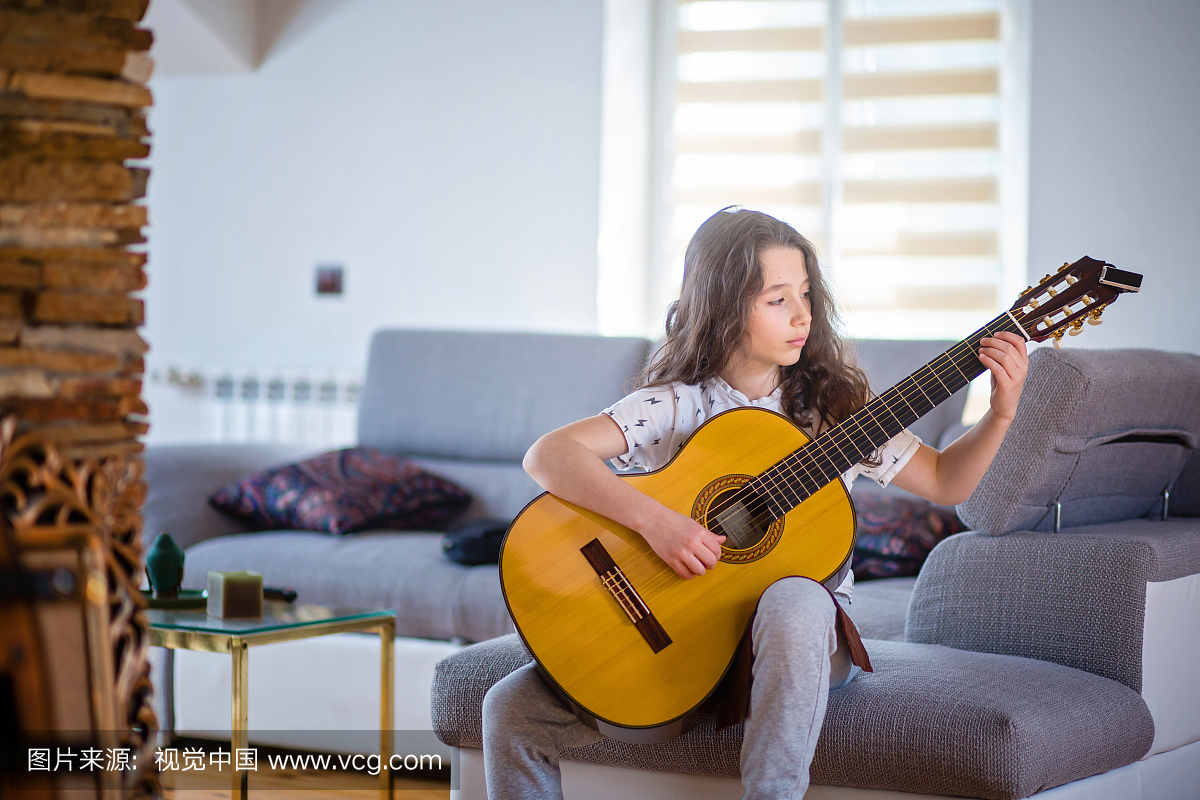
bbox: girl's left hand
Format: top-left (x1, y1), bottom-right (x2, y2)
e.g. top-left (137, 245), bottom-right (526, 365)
top-left (978, 331), bottom-right (1029, 422)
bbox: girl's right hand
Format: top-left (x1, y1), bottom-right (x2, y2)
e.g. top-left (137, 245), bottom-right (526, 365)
top-left (639, 507), bottom-right (726, 579)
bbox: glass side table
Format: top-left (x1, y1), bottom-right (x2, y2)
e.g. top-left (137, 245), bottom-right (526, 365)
top-left (147, 601), bottom-right (396, 800)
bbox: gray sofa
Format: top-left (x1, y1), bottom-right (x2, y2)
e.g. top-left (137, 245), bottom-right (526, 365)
top-left (142, 330), bottom-right (967, 747)
top-left (429, 346), bottom-right (1200, 800)
top-left (143, 331), bottom-right (1200, 799)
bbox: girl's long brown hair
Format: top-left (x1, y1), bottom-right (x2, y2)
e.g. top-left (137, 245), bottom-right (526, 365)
top-left (644, 207), bottom-right (873, 439)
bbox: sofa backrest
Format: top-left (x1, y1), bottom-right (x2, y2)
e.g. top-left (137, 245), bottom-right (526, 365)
top-left (355, 333), bottom-right (967, 461)
top-left (357, 330), bottom-right (651, 462)
top-left (957, 347), bottom-right (1200, 535)
top-left (851, 339), bottom-right (968, 449)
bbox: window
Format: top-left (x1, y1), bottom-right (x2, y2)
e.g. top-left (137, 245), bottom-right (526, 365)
top-left (649, 0), bottom-right (1028, 339)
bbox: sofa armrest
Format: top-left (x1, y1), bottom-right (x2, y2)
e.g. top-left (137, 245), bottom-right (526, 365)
top-left (141, 443), bottom-right (318, 552)
top-left (906, 519), bottom-right (1200, 693)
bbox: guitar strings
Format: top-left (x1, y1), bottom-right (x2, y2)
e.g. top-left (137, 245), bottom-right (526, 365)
top-left (704, 345), bottom-right (973, 539)
top-left (705, 314), bottom-right (1027, 551)
top-left (634, 299), bottom-right (1064, 596)
top-left (704, 314), bottom-right (1020, 533)
top-left (781, 313), bottom-right (1016, 493)
top-left (633, 333), bottom-right (990, 593)
top-left (729, 330), bottom-right (981, 512)
top-left (763, 319), bottom-right (1011, 523)
top-left (764, 311), bottom-right (1017, 500)
top-left (734, 320), bottom-right (1003, 527)
top-left (755, 327), bottom-right (984, 507)
top-left (631, 316), bottom-right (1019, 596)
top-left (629, 312), bottom-right (1030, 595)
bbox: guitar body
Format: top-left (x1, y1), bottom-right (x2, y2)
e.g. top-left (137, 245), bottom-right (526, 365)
top-left (500, 406), bottom-right (855, 741)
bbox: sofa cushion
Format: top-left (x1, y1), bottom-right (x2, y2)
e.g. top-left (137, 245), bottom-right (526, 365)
top-left (181, 531), bottom-right (513, 642)
top-left (431, 634), bottom-right (1153, 800)
top-left (142, 443), bottom-right (320, 550)
top-left (842, 576), bottom-right (915, 641)
top-left (851, 495), bottom-right (964, 580)
top-left (407, 457), bottom-right (543, 522)
top-left (957, 347), bottom-right (1200, 535)
top-left (208, 447), bottom-right (471, 535)
top-left (357, 330), bottom-right (650, 462)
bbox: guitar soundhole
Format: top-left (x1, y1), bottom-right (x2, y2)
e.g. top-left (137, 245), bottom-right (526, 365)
top-left (693, 475), bottom-right (785, 564)
top-left (708, 488), bottom-right (772, 549)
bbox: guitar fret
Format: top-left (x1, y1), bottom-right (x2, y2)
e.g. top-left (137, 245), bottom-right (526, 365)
top-left (756, 471), bottom-right (796, 517)
top-left (768, 494), bottom-right (790, 521)
top-left (905, 371), bottom-right (938, 412)
top-left (760, 482), bottom-right (789, 520)
top-left (887, 382), bottom-right (920, 423)
top-left (871, 393), bottom-right (908, 437)
top-left (783, 462), bottom-right (821, 498)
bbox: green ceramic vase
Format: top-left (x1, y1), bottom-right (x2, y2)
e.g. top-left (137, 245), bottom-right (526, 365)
top-left (145, 532), bottom-right (185, 598)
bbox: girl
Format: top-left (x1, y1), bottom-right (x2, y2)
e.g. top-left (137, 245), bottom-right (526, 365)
top-left (483, 208), bottom-right (1028, 800)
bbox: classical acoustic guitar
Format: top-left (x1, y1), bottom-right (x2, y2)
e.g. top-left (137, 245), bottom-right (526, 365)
top-left (499, 257), bottom-right (1142, 743)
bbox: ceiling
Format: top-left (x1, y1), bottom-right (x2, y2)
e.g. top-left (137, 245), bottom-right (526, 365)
top-left (144, 0), bottom-right (341, 76)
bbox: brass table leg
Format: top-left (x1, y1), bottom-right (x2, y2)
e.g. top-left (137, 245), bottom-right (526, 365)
top-left (380, 619), bottom-right (395, 800)
top-left (231, 636), bottom-right (250, 800)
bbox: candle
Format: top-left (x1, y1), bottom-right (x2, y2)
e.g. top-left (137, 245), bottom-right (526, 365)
top-left (207, 571), bottom-right (263, 618)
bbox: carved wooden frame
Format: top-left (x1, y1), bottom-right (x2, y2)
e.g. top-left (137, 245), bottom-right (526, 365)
top-left (1, 417), bottom-right (158, 797)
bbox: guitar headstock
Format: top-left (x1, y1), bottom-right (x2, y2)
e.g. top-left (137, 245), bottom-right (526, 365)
top-left (1009, 257), bottom-right (1142, 347)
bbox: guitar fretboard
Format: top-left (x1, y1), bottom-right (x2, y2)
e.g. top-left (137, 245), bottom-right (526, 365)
top-left (746, 313), bottom-right (1025, 519)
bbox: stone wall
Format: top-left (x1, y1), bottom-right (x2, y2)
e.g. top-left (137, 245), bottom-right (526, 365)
top-left (1, 0), bottom-right (151, 457)
top-left (0, 1), bottom-right (156, 795)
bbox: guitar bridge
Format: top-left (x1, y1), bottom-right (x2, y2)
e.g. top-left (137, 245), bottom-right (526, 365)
top-left (580, 539), bottom-right (672, 653)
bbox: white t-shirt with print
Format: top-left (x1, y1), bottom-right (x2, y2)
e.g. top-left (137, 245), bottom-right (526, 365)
top-left (600, 377), bottom-right (923, 603)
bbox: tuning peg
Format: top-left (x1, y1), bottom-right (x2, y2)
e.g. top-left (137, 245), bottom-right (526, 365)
top-left (1053, 330), bottom-right (1065, 349)
top-left (1048, 287), bottom-right (1058, 297)
top-left (1042, 274), bottom-right (1053, 283)
top-left (1087, 313), bottom-right (1103, 326)
top-left (1027, 297), bottom-right (1040, 308)
top-left (1066, 275), bottom-right (1078, 285)
top-left (1068, 320), bottom-right (1084, 336)
top-left (1059, 261), bottom-right (1071, 272)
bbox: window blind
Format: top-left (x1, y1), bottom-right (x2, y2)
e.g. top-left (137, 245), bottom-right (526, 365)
top-left (668, 0), bottom-right (1013, 338)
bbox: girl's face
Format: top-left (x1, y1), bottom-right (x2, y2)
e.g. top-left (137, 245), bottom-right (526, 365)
top-left (735, 246), bottom-right (812, 375)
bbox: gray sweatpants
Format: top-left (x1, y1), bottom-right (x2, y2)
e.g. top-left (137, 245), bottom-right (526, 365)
top-left (482, 577), bottom-right (855, 800)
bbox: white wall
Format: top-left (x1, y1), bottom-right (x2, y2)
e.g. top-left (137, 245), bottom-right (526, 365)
top-left (142, 0), bottom-right (1200, 442)
top-left (143, 0), bottom-right (604, 382)
top-left (1027, 0), bottom-right (1200, 355)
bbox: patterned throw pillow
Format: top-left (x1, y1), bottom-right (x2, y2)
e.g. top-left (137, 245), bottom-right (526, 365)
top-left (209, 447), bottom-right (470, 535)
top-left (851, 495), bottom-right (966, 580)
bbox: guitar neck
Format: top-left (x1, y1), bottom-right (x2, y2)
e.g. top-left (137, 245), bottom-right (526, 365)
top-left (748, 312), bottom-right (1027, 518)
